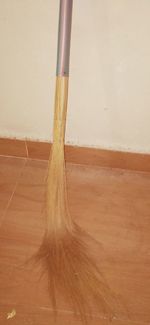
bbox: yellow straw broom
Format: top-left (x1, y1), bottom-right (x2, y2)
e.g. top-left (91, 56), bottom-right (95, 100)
top-left (36, 0), bottom-right (117, 323)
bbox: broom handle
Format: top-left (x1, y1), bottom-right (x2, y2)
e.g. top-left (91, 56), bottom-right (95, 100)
top-left (53, 0), bottom-right (73, 145)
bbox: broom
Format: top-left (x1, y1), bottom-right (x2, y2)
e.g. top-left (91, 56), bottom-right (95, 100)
top-left (36, 0), bottom-right (118, 323)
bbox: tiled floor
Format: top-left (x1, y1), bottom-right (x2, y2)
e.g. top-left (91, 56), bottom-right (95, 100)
top-left (0, 156), bottom-right (150, 324)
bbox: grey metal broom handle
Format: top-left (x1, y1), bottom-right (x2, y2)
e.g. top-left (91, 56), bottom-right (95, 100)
top-left (56, 0), bottom-right (73, 76)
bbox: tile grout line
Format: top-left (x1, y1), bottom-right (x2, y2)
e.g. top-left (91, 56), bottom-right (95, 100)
top-left (0, 158), bottom-right (27, 228)
top-left (25, 140), bottom-right (29, 158)
top-left (1, 154), bottom-right (150, 176)
top-left (0, 154), bottom-right (29, 160)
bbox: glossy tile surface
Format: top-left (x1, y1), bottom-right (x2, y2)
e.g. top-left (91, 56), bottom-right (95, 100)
top-left (0, 156), bottom-right (150, 324)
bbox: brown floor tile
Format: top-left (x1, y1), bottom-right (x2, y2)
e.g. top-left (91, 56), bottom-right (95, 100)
top-left (21, 159), bottom-right (48, 183)
top-left (0, 157), bottom-right (26, 223)
top-left (0, 159), bottom-right (48, 250)
top-left (0, 304), bottom-right (146, 325)
top-left (1, 137), bottom-right (150, 172)
top-left (67, 165), bottom-right (150, 323)
top-left (0, 159), bottom-right (150, 324)
top-left (26, 140), bottom-right (51, 160)
top-left (0, 304), bottom-right (113, 325)
top-left (65, 145), bottom-right (150, 173)
top-left (0, 138), bottom-right (27, 158)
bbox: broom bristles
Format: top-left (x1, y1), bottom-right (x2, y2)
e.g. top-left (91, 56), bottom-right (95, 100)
top-left (35, 139), bottom-right (119, 324)
top-left (33, 77), bottom-right (122, 324)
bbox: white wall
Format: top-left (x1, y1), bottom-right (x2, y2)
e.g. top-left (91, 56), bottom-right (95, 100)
top-left (0, 0), bottom-right (150, 153)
